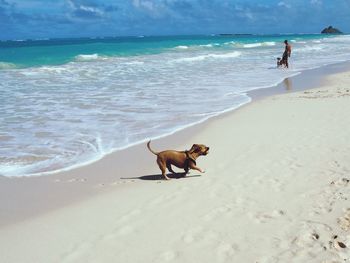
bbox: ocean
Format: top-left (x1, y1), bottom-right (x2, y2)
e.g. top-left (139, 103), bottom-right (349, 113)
top-left (1, 34), bottom-right (350, 177)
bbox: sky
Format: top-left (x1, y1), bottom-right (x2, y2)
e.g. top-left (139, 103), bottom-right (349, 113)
top-left (0, 0), bottom-right (349, 40)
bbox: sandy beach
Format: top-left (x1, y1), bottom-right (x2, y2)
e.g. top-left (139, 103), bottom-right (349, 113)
top-left (1, 68), bottom-right (350, 262)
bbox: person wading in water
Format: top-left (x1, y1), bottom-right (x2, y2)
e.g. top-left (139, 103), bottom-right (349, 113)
top-left (281, 40), bottom-right (292, 68)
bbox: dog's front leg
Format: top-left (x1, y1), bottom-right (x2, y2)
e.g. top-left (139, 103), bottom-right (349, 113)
top-left (188, 162), bottom-right (205, 173)
top-left (182, 167), bottom-right (189, 177)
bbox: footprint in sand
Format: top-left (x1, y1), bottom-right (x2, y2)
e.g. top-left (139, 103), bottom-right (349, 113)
top-left (310, 177), bottom-right (350, 216)
top-left (234, 197), bottom-right (245, 205)
top-left (311, 201), bottom-right (334, 215)
top-left (216, 242), bottom-right (239, 262)
top-left (61, 241), bottom-right (93, 263)
top-left (182, 226), bottom-right (203, 244)
top-left (182, 226), bottom-right (219, 246)
top-left (155, 250), bottom-right (178, 262)
top-left (249, 209), bottom-right (285, 224)
top-left (202, 205), bottom-right (233, 221)
top-left (257, 256), bottom-right (280, 263)
top-left (102, 223), bottom-right (137, 241)
top-left (116, 225), bottom-right (134, 236)
top-left (110, 181), bottom-right (121, 186)
top-left (110, 179), bottom-right (135, 186)
top-left (95, 179), bottom-right (137, 188)
top-left (271, 237), bottom-right (290, 251)
top-left (288, 220), bottom-right (334, 254)
top-left (148, 189), bottom-right (185, 206)
top-left (267, 178), bottom-right (284, 192)
top-left (67, 178), bottom-right (78, 182)
top-left (115, 209), bottom-right (141, 224)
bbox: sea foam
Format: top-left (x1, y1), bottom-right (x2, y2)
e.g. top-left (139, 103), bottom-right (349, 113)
top-left (74, 54), bottom-right (107, 62)
top-left (172, 51), bottom-right (241, 63)
top-left (243, 41), bottom-right (276, 48)
top-left (174, 45), bottom-right (189, 49)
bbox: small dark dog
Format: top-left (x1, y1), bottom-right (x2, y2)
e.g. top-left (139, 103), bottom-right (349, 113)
top-left (277, 57), bottom-right (282, 67)
top-left (277, 57), bottom-right (287, 68)
top-left (147, 140), bottom-right (209, 180)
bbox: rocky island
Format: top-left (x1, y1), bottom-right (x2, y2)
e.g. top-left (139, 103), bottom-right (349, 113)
top-left (321, 26), bottom-right (343, 34)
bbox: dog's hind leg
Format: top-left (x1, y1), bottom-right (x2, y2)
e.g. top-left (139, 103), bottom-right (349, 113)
top-left (166, 163), bottom-right (176, 174)
top-left (157, 158), bottom-right (170, 180)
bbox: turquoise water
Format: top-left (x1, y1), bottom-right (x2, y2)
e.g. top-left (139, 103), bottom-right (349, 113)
top-left (0, 34), bottom-right (329, 68)
top-left (1, 34), bottom-right (350, 177)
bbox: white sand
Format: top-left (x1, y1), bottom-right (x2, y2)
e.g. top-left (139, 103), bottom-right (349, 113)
top-left (1, 71), bottom-right (350, 262)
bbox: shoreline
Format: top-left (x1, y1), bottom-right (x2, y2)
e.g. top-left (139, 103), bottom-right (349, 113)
top-left (1, 60), bottom-right (350, 227)
top-left (1, 63), bottom-right (350, 262)
top-left (249, 60), bottom-right (350, 100)
top-left (4, 60), bottom-right (350, 179)
top-left (2, 33), bottom-right (350, 178)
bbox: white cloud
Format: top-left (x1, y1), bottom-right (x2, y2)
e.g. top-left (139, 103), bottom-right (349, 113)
top-left (132, 0), bottom-right (165, 17)
top-left (79, 5), bottom-right (104, 16)
top-left (67, 0), bottom-right (105, 18)
top-left (244, 11), bottom-right (254, 20)
top-left (310, 0), bottom-right (322, 5)
top-left (278, 1), bottom-right (291, 9)
top-left (131, 0), bottom-right (172, 18)
top-left (132, 0), bottom-right (155, 11)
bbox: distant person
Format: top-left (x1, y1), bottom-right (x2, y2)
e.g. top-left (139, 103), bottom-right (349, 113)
top-left (281, 40), bottom-right (292, 68)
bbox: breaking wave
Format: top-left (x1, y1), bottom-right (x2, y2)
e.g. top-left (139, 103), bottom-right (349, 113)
top-left (172, 51), bottom-right (241, 63)
top-left (0, 62), bottom-right (18, 69)
top-left (74, 54), bottom-right (108, 62)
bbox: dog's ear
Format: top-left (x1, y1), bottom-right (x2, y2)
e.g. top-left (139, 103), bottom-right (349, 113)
top-left (191, 144), bottom-right (200, 153)
top-left (189, 144), bottom-right (197, 153)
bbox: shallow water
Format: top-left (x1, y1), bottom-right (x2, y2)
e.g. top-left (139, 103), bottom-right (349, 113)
top-left (1, 34), bottom-right (350, 176)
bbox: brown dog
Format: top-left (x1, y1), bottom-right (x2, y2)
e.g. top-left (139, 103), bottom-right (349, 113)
top-left (147, 140), bottom-right (209, 180)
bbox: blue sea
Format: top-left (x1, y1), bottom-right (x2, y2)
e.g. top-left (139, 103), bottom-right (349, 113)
top-left (1, 34), bottom-right (350, 177)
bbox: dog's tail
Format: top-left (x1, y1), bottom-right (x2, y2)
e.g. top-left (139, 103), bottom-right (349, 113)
top-left (147, 140), bottom-right (159, 155)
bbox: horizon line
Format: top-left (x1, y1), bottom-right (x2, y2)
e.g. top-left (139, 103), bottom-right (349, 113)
top-left (1, 32), bottom-right (345, 42)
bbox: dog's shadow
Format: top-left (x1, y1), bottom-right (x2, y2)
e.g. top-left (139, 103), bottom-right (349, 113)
top-left (122, 173), bottom-right (201, 181)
